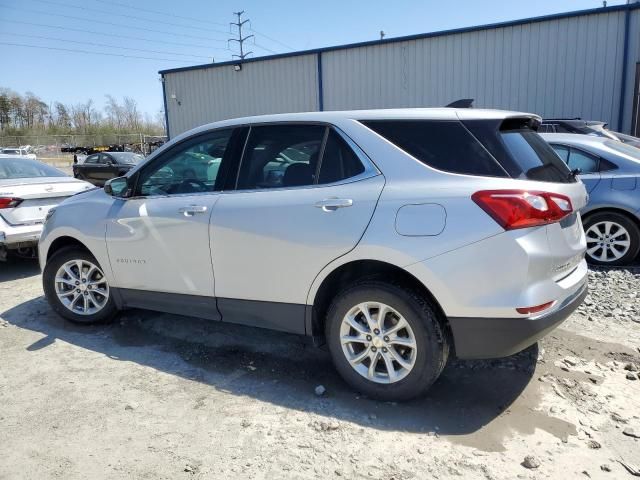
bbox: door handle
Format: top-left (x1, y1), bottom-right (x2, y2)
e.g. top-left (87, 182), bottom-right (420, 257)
top-left (178, 205), bottom-right (208, 216)
top-left (314, 198), bottom-right (353, 212)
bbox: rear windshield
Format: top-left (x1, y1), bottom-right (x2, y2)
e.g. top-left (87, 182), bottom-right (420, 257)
top-left (464, 119), bottom-right (575, 183)
top-left (0, 158), bottom-right (66, 179)
top-left (604, 140), bottom-right (640, 161)
top-left (361, 120), bottom-right (507, 177)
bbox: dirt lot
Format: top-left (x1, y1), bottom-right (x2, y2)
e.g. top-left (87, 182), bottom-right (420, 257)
top-left (1, 258), bottom-right (639, 480)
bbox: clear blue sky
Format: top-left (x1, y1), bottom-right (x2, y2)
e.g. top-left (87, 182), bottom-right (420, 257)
top-left (0, 0), bottom-right (626, 118)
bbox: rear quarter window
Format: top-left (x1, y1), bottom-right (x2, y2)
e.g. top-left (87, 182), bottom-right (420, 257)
top-left (361, 120), bottom-right (507, 177)
top-left (464, 119), bottom-right (575, 183)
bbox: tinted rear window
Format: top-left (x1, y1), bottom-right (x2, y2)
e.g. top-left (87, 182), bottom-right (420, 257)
top-left (464, 119), bottom-right (575, 183)
top-left (361, 120), bottom-right (507, 177)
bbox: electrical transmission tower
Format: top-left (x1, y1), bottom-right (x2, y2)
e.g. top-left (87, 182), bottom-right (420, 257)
top-left (229, 11), bottom-right (254, 60)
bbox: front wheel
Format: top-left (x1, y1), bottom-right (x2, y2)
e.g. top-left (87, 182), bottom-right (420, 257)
top-left (43, 248), bottom-right (118, 324)
top-left (583, 212), bottom-right (640, 266)
top-left (326, 281), bottom-right (449, 401)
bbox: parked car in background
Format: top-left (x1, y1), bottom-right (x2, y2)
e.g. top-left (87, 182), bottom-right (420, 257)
top-left (0, 157), bottom-right (93, 261)
top-left (541, 133), bottom-right (640, 266)
top-left (1, 147), bottom-right (37, 160)
top-left (540, 118), bottom-right (640, 149)
top-left (40, 109), bottom-right (588, 401)
top-left (608, 130), bottom-right (640, 149)
top-left (72, 152), bottom-right (143, 186)
top-left (539, 119), bottom-right (619, 139)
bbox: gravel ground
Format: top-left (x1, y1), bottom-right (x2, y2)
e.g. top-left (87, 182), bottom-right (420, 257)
top-left (0, 258), bottom-right (639, 479)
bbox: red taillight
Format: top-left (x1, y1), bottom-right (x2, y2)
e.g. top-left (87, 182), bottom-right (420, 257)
top-left (0, 197), bottom-right (22, 209)
top-left (516, 301), bottom-right (555, 315)
top-left (471, 190), bottom-right (573, 230)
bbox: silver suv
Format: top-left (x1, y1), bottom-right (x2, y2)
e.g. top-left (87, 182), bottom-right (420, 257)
top-left (39, 109), bottom-right (589, 401)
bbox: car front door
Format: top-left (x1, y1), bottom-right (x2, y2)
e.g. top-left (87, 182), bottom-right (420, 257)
top-left (105, 128), bottom-right (236, 310)
top-left (210, 124), bottom-right (385, 333)
top-left (101, 154), bottom-right (121, 181)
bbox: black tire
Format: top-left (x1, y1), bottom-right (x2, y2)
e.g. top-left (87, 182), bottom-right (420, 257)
top-left (43, 247), bottom-right (118, 324)
top-left (326, 281), bottom-right (449, 401)
top-left (583, 211), bottom-right (640, 266)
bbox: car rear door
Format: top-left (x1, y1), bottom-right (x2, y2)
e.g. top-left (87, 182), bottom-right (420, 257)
top-left (105, 128), bottom-right (237, 306)
top-left (209, 124), bottom-right (384, 333)
top-left (78, 154), bottom-right (100, 181)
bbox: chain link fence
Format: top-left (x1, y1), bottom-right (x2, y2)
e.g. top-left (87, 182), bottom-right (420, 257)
top-left (0, 133), bottom-right (167, 166)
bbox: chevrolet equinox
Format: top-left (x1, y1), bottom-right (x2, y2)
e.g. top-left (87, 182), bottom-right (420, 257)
top-left (40, 109), bottom-right (589, 401)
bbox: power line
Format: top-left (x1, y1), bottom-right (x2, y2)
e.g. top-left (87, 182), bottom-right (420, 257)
top-left (228, 11), bottom-right (254, 60)
top-left (29, 0), bottom-right (231, 36)
top-left (90, 0), bottom-right (228, 28)
top-left (89, 0), bottom-right (296, 53)
top-left (248, 28), bottom-right (296, 51)
top-left (7, 20), bottom-right (229, 51)
top-left (252, 42), bottom-right (279, 55)
top-left (0, 41), bottom-right (196, 63)
top-left (0, 5), bottom-right (229, 43)
top-left (0, 32), bottom-right (212, 59)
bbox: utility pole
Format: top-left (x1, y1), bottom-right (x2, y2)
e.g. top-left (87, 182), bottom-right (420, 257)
top-left (229, 11), bottom-right (254, 61)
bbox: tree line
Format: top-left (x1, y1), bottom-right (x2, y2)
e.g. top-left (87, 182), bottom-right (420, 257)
top-left (0, 88), bottom-right (165, 137)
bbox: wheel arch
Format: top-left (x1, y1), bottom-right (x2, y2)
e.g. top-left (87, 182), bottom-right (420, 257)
top-left (307, 259), bottom-right (450, 344)
top-left (581, 206), bottom-right (640, 229)
top-left (46, 236), bottom-right (92, 261)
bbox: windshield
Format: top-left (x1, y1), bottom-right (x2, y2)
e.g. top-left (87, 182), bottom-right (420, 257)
top-left (0, 158), bottom-right (66, 179)
top-left (604, 140), bottom-right (640, 161)
top-left (109, 152), bottom-right (144, 164)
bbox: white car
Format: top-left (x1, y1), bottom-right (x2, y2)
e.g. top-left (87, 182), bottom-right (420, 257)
top-left (1, 147), bottom-right (37, 160)
top-left (0, 157), bottom-right (93, 260)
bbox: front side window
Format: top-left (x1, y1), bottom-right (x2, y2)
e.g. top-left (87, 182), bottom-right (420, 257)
top-left (566, 148), bottom-right (599, 173)
top-left (138, 129), bottom-right (232, 196)
top-left (237, 125), bottom-right (325, 189)
top-left (84, 154), bottom-right (99, 164)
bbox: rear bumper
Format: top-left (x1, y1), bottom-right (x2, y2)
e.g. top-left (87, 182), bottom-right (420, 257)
top-left (0, 223), bottom-right (43, 247)
top-left (449, 280), bottom-right (587, 359)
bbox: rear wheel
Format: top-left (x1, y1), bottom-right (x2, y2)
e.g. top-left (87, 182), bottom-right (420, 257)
top-left (43, 248), bottom-right (118, 324)
top-left (326, 281), bottom-right (449, 401)
top-left (583, 212), bottom-right (640, 266)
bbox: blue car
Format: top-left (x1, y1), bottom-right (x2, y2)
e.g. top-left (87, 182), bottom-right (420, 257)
top-left (541, 133), bottom-right (640, 265)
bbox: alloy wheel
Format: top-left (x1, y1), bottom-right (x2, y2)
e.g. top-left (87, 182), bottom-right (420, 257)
top-left (54, 259), bottom-right (110, 315)
top-left (339, 302), bottom-right (417, 384)
top-left (585, 221), bottom-right (631, 263)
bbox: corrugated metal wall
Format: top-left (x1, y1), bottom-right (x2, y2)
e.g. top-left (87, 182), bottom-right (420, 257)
top-left (322, 10), bottom-right (628, 126)
top-left (623, 8), bottom-right (640, 132)
top-left (164, 54), bottom-right (318, 137)
top-left (163, 6), bottom-right (640, 138)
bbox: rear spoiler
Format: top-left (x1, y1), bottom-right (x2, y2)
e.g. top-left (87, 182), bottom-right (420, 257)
top-left (446, 99), bottom-right (474, 108)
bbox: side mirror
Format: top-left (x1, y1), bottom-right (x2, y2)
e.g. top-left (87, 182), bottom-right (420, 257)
top-left (104, 176), bottom-right (132, 198)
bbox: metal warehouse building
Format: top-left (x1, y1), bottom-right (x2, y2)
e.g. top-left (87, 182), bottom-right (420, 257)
top-left (160, 3), bottom-right (640, 139)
